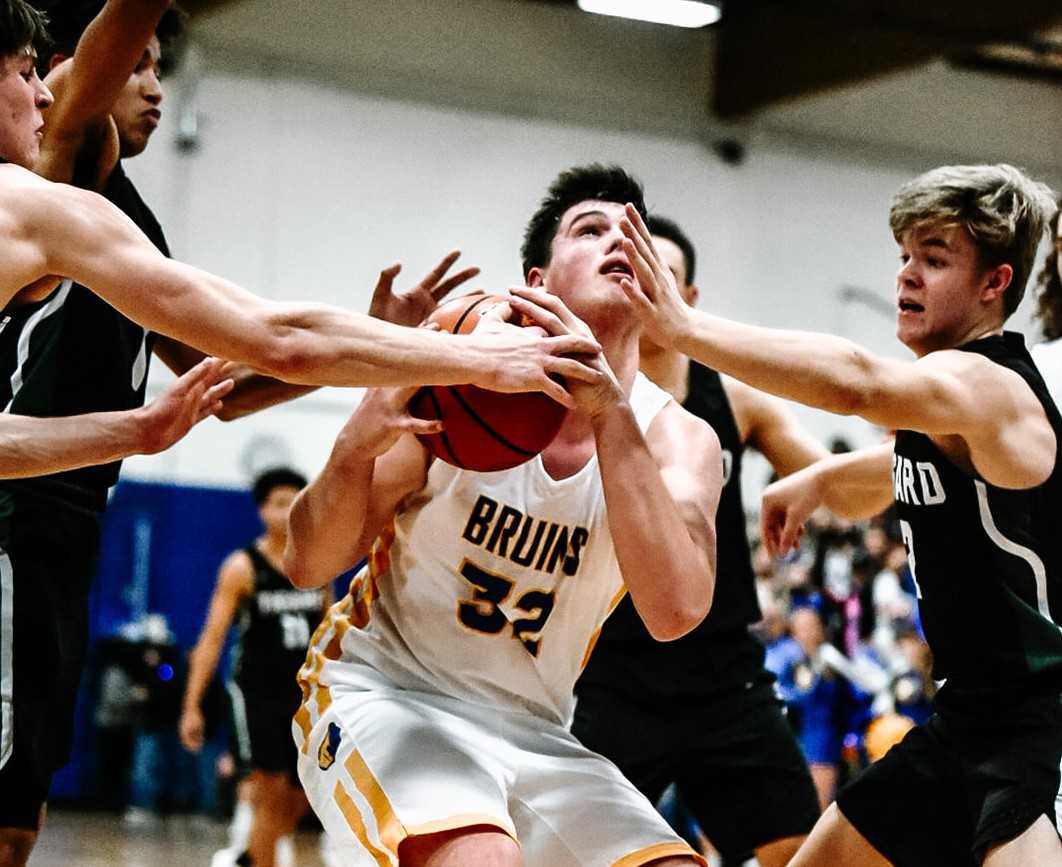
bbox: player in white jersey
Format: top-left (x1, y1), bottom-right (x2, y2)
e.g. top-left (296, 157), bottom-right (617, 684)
top-left (284, 165), bottom-right (723, 867)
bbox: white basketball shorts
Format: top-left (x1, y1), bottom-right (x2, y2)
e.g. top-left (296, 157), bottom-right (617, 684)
top-left (295, 668), bottom-right (704, 866)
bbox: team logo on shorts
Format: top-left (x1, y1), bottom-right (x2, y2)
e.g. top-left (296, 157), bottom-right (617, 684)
top-left (318, 722), bottom-right (342, 771)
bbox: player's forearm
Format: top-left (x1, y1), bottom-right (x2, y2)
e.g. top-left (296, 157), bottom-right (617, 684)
top-left (675, 310), bottom-right (882, 417)
top-left (817, 443), bottom-right (895, 520)
top-left (182, 638), bottom-right (223, 713)
top-left (0, 408), bottom-right (154, 478)
top-left (285, 446), bottom-right (375, 589)
top-left (214, 368), bottom-right (317, 421)
top-left (134, 266), bottom-right (509, 390)
top-left (592, 403), bottom-right (714, 641)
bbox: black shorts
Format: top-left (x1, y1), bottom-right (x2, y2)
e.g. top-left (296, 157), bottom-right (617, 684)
top-left (228, 680), bottom-right (300, 782)
top-left (838, 690), bottom-right (1062, 866)
top-left (0, 496), bottom-right (99, 827)
top-left (573, 673), bottom-right (820, 859)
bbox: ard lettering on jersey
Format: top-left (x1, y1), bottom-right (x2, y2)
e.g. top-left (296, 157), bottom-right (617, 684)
top-left (462, 494), bottom-right (591, 577)
top-left (892, 454), bottom-right (947, 506)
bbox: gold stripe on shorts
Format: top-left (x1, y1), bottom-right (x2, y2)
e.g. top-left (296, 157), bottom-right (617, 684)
top-left (333, 780), bottom-right (395, 867)
top-left (345, 748), bottom-right (405, 857)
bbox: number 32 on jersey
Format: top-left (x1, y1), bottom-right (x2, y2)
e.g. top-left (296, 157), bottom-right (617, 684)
top-left (456, 558), bottom-right (556, 656)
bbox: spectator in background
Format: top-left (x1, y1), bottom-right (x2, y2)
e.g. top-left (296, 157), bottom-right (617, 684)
top-left (1031, 196), bottom-right (1062, 404)
top-left (775, 606), bottom-right (848, 810)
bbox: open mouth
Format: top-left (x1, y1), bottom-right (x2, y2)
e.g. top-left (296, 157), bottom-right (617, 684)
top-left (600, 259), bottom-right (633, 279)
top-left (898, 300), bottom-right (924, 314)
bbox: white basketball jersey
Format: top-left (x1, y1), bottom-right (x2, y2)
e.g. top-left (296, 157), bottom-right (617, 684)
top-left (313, 373), bottom-right (672, 726)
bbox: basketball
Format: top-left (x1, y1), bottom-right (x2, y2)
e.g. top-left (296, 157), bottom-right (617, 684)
top-left (408, 292), bottom-right (567, 471)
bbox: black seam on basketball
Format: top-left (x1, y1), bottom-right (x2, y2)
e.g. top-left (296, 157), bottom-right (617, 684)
top-left (425, 388), bottom-right (464, 469)
top-left (446, 386), bottom-right (537, 457)
top-left (453, 294), bottom-right (494, 334)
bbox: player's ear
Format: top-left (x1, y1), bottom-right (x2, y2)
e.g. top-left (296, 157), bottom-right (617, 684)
top-left (684, 283), bottom-right (700, 307)
top-left (527, 268), bottom-right (545, 289)
top-left (48, 53), bottom-right (69, 72)
top-left (981, 264), bottom-right (1012, 305)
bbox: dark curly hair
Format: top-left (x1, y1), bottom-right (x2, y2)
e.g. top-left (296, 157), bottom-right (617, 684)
top-left (0, 0), bottom-right (49, 59)
top-left (1035, 198), bottom-right (1062, 341)
top-left (521, 164), bottom-right (647, 278)
top-left (31, 0), bottom-right (186, 74)
top-left (646, 214), bottom-right (696, 286)
top-left (252, 468), bottom-right (307, 506)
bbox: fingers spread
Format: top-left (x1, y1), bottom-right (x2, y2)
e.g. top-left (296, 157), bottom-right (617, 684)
top-left (433, 266), bottom-right (480, 302)
top-left (417, 251), bottom-right (461, 292)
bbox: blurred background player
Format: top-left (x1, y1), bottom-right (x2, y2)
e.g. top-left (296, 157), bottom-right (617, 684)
top-left (573, 215), bottom-right (825, 867)
top-left (287, 165), bottom-right (723, 866)
top-left (621, 165), bottom-right (1062, 867)
top-left (180, 468), bottom-right (331, 867)
top-left (1031, 196), bottom-right (1062, 405)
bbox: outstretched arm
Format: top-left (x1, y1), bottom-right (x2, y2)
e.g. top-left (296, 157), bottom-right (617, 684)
top-left (618, 205), bottom-right (1053, 488)
top-left (0, 356), bottom-right (231, 479)
top-left (5, 169), bottom-right (603, 397)
top-left (152, 251), bottom-right (480, 420)
top-left (38, 0), bottom-right (172, 186)
top-left (179, 549), bottom-right (253, 752)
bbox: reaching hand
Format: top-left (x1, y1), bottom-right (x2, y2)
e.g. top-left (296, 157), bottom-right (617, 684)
top-left (368, 250), bottom-right (480, 327)
top-left (136, 357), bottom-right (234, 455)
top-left (467, 292), bottom-right (605, 409)
top-left (342, 385), bottom-right (443, 460)
top-left (618, 203), bottom-right (691, 347)
top-left (760, 468), bottom-right (825, 557)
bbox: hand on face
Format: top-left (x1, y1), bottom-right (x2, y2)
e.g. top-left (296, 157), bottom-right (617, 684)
top-left (619, 204), bottom-right (692, 347)
top-left (368, 250), bottom-right (480, 327)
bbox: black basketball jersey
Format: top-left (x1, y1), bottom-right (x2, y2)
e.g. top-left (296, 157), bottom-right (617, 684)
top-left (232, 546), bottom-right (325, 700)
top-left (893, 332), bottom-right (1062, 700)
top-left (577, 361), bottom-right (761, 700)
top-left (0, 162), bottom-right (167, 513)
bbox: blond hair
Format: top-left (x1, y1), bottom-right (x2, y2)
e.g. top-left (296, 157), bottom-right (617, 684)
top-left (889, 164), bottom-right (1057, 319)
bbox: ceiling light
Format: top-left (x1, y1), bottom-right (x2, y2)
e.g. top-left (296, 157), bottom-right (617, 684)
top-left (577, 0), bottom-right (722, 29)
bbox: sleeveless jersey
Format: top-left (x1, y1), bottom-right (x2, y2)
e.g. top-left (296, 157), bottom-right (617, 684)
top-left (0, 162), bottom-right (166, 513)
top-left (893, 332), bottom-right (1062, 699)
top-left (307, 373), bottom-right (672, 726)
top-left (232, 545), bottom-right (325, 700)
top-left (578, 361), bottom-right (759, 700)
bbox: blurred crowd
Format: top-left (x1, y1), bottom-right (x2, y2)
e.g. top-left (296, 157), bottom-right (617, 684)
top-left (752, 440), bottom-right (931, 810)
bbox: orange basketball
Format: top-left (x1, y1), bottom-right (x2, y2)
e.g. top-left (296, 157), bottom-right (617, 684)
top-left (409, 293), bottom-right (567, 471)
